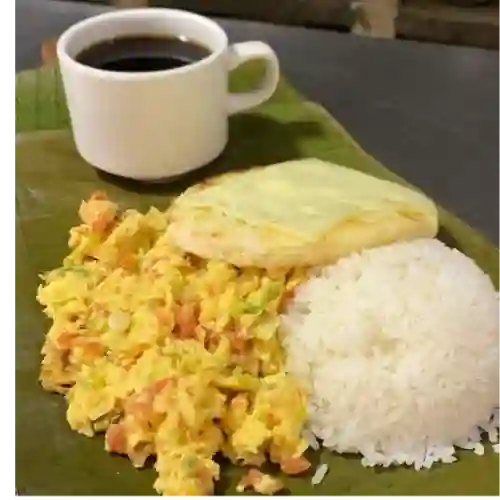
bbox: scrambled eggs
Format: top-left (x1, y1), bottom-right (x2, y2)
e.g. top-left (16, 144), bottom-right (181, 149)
top-left (37, 192), bottom-right (311, 495)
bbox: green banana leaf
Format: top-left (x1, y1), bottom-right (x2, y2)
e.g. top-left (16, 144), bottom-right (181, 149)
top-left (15, 62), bottom-right (499, 496)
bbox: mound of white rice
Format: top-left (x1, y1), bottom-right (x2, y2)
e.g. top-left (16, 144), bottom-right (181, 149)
top-left (282, 238), bottom-right (499, 469)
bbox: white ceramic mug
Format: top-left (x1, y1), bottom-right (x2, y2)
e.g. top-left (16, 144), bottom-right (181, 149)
top-left (56, 8), bottom-right (280, 181)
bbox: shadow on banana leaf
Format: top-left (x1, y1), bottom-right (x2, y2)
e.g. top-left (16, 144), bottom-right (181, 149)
top-left (95, 112), bottom-right (325, 195)
top-left (437, 225), bottom-right (460, 250)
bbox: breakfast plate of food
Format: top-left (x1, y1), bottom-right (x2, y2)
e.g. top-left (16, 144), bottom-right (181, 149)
top-left (15, 12), bottom-right (498, 496)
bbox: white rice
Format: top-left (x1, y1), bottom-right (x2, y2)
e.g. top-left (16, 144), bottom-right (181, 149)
top-left (311, 463), bottom-right (329, 485)
top-left (282, 238), bottom-right (499, 469)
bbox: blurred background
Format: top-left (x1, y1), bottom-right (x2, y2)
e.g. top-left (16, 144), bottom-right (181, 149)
top-left (61, 0), bottom-right (499, 49)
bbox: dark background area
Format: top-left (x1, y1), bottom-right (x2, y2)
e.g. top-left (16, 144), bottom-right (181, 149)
top-left (59, 0), bottom-right (499, 48)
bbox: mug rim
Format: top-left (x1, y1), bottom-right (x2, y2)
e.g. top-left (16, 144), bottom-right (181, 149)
top-left (56, 8), bottom-right (228, 81)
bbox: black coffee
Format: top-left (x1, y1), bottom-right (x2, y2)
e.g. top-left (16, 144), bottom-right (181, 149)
top-left (75, 35), bottom-right (212, 72)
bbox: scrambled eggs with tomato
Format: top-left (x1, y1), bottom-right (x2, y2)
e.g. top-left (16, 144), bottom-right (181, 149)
top-left (37, 192), bottom-right (311, 496)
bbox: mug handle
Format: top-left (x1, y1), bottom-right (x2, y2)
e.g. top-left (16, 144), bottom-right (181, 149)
top-left (227, 41), bottom-right (280, 115)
